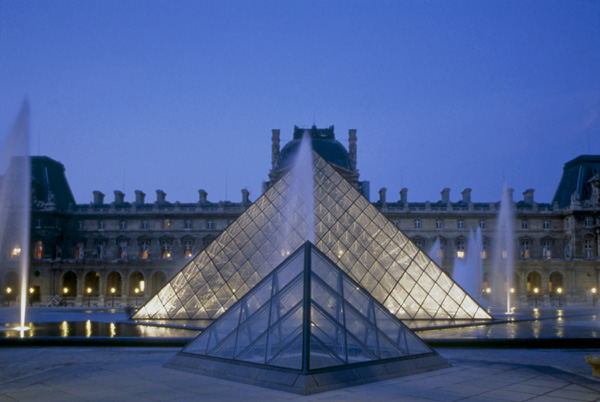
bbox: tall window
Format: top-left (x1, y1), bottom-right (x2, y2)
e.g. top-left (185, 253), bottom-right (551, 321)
top-left (435, 220), bottom-right (443, 229)
top-left (142, 220), bottom-right (149, 230)
top-left (185, 219), bottom-right (192, 229)
top-left (76, 243), bottom-right (84, 260)
top-left (10, 245), bottom-right (21, 259)
top-left (520, 240), bottom-right (531, 259)
top-left (542, 241), bottom-right (552, 259)
top-left (482, 239), bottom-right (489, 259)
top-left (585, 238), bottom-right (594, 259)
top-left (120, 220), bottom-right (127, 230)
top-left (163, 219), bottom-right (171, 229)
top-left (162, 244), bottom-right (172, 259)
top-left (78, 221), bottom-right (84, 230)
top-left (183, 239), bottom-right (193, 258)
top-left (97, 242), bottom-right (106, 260)
top-left (98, 220), bottom-right (105, 230)
top-left (207, 220), bottom-right (214, 230)
top-left (118, 241), bottom-right (128, 260)
top-left (543, 220), bottom-right (550, 230)
top-left (479, 220), bottom-right (486, 229)
top-left (522, 220), bottom-right (528, 229)
top-left (139, 239), bottom-right (150, 260)
top-left (585, 217), bottom-right (593, 227)
top-left (414, 219), bottom-right (421, 229)
top-left (33, 241), bottom-right (43, 260)
top-left (456, 239), bottom-right (465, 259)
top-left (457, 219), bottom-right (464, 229)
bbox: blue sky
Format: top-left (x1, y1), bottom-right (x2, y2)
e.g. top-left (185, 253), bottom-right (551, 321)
top-left (1, 1), bottom-right (599, 205)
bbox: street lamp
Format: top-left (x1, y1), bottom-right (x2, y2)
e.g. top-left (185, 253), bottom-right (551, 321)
top-left (63, 287), bottom-right (69, 307)
top-left (592, 287), bottom-right (597, 307)
top-left (87, 287), bottom-right (92, 307)
top-left (533, 287), bottom-right (539, 307)
top-left (110, 287), bottom-right (116, 307)
top-left (134, 288), bottom-right (139, 307)
top-left (557, 287), bottom-right (563, 306)
top-left (29, 287), bottom-right (34, 307)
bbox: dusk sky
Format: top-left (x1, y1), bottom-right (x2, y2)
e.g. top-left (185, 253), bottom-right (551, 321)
top-left (1, 1), bottom-right (599, 206)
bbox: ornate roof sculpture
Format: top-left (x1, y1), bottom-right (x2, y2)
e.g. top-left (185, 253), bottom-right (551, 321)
top-left (166, 242), bottom-right (448, 394)
top-left (132, 151), bottom-right (490, 322)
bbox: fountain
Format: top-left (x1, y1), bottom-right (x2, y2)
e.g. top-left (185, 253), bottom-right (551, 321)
top-left (452, 228), bottom-right (483, 305)
top-left (0, 100), bottom-right (31, 334)
top-left (280, 131), bottom-right (314, 255)
top-left (428, 237), bottom-right (442, 267)
top-left (489, 184), bottom-right (515, 313)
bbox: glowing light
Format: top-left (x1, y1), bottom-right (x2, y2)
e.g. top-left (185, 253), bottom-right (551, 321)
top-left (509, 288), bottom-right (515, 294)
top-left (593, 288), bottom-right (597, 295)
top-left (557, 287), bottom-right (563, 294)
top-left (11, 246), bottom-right (21, 257)
top-left (29, 287), bottom-right (34, 294)
top-left (87, 287), bottom-right (92, 294)
top-left (6, 287), bottom-right (12, 294)
top-left (110, 287), bottom-right (116, 294)
top-left (140, 281), bottom-right (145, 292)
top-left (110, 322), bottom-right (116, 337)
top-left (533, 287), bottom-right (539, 294)
top-left (456, 250), bottom-right (465, 259)
top-left (134, 288), bottom-right (139, 294)
top-left (485, 288), bottom-right (491, 294)
top-left (63, 287), bottom-right (68, 294)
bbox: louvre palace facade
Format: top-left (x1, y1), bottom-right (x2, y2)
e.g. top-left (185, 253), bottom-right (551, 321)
top-left (1, 125), bottom-right (599, 309)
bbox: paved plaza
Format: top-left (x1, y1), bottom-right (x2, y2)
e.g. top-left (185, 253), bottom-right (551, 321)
top-left (0, 347), bottom-right (599, 401)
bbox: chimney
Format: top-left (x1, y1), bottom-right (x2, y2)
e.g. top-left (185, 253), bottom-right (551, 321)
top-left (135, 190), bottom-right (146, 204)
top-left (114, 190), bottom-right (125, 204)
top-left (441, 188), bottom-right (451, 204)
top-left (400, 188), bottom-right (408, 204)
top-left (348, 129), bottom-right (357, 170)
top-left (379, 187), bottom-right (387, 206)
top-left (198, 189), bottom-right (208, 204)
top-left (93, 191), bottom-right (105, 205)
top-left (271, 129), bottom-right (280, 169)
top-left (156, 190), bottom-right (167, 204)
top-left (241, 189), bottom-right (250, 206)
top-left (461, 188), bottom-right (472, 203)
top-left (523, 189), bottom-right (535, 204)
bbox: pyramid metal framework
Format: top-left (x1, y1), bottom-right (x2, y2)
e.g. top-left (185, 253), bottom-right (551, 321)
top-left (133, 152), bottom-right (491, 322)
top-left (166, 242), bottom-right (448, 394)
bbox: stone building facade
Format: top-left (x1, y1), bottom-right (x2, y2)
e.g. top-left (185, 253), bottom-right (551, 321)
top-left (2, 128), bottom-right (599, 308)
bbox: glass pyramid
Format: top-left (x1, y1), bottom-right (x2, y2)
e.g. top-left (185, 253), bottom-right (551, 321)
top-left (182, 242), bottom-right (436, 371)
top-left (133, 152), bottom-right (490, 322)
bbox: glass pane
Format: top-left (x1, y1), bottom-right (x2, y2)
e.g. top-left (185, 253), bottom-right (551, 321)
top-left (270, 277), bottom-right (303, 324)
top-left (312, 278), bottom-right (344, 325)
top-left (235, 304), bottom-right (270, 357)
top-left (346, 332), bottom-right (376, 363)
top-left (185, 330), bottom-right (209, 355)
top-left (242, 279), bottom-right (272, 319)
top-left (343, 277), bottom-right (371, 319)
top-left (208, 329), bottom-right (237, 359)
top-left (207, 304), bottom-right (241, 351)
top-left (406, 331), bottom-right (432, 355)
top-left (311, 305), bottom-right (346, 362)
top-left (275, 252), bottom-right (304, 292)
top-left (309, 335), bottom-right (345, 369)
top-left (344, 307), bottom-right (378, 356)
top-left (268, 333), bottom-right (303, 370)
top-left (377, 330), bottom-right (405, 359)
top-left (311, 251), bottom-right (340, 291)
top-left (236, 332), bottom-right (268, 364)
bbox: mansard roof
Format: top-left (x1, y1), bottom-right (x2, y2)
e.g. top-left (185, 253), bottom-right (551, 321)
top-left (553, 155), bottom-right (600, 208)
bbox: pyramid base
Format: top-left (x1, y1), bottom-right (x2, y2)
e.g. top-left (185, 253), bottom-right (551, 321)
top-left (165, 352), bottom-right (450, 395)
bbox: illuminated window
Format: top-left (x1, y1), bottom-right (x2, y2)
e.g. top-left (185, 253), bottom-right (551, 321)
top-left (457, 219), bottom-right (464, 229)
top-left (435, 220), bottom-right (443, 229)
top-left (120, 220), bottom-right (127, 230)
top-left (481, 239), bottom-right (488, 259)
top-left (414, 219), bottom-right (421, 229)
top-left (163, 219), bottom-right (171, 229)
top-left (10, 245), bottom-right (21, 258)
top-left (139, 239), bottom-right (150, 260)
top-left (162, 244), bottom-right (172, 259)
top-left (520, 240), bottom-right (530, 259)
top-left (456, 240), bottom-right (465, 259)
top-left (34, 241), bottom-right (43, 260)
top-left (183, 239), bottom-right (193, 258)
top-left (185, 219), bottom-right (192, 229)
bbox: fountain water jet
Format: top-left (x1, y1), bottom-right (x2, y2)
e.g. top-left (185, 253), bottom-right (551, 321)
top-left (452, 228), bottom-right (483, 305)
top-left (428, 237), bottom-right (442, 267)
top-left (490, 184), bottom-right (515, 313)
top-left (0, 100), bottom-right (31, 334)
top-left (280, 131), bottom-right (314, 254)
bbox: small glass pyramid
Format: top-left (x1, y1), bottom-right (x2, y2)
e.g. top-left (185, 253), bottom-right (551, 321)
top-left (134, 152), bottom-right (490, 322)
top-left (167, 242), bottom-right (448, 394)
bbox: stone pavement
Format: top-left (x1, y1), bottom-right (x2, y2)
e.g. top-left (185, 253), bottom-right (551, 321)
top-left (0, 347), bottom-right (599, 401)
